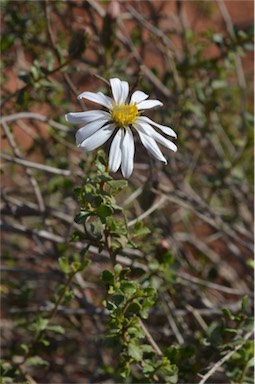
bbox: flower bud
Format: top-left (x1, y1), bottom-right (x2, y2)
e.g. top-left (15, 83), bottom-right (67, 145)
top-left (100, 1), bottom-right (120, 50)
top-left (68, 29), bottom-right (90, 58)
top-left (107, 1), bottom-right (120, 19)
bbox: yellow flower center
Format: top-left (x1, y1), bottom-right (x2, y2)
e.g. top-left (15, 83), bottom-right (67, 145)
top-left (111, 103), bottom-right (138, 128)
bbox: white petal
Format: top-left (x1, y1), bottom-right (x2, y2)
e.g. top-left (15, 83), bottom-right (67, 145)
top-left (134, 121), bottom-right (177, 152)
top-left (120, 81), bottom-right (129, 104)
top-left (78, 91), bottom-right (113, 109)
top-left (65, 110), bottom-right (110, 124)
top-left (76, 118), bottom-right (111, 145)
top-left (136, 130), bottom-right (167, 163)
top-left (130, 90), bottom-right (149, 104)
top-left (79, 124), bottom-right (115, 151)
top-left (121, 127), bottom-right (134, 178)
top-left (97, 92), bottom-right (114, 106)
top-left (137, 116), bottom-right (177, 138)
top-left (109, 129), bottom-right (123, 173)
top-left (110, 78), bottom-right (129, 104)
top-left (137, 99), bottom-right (163, 110)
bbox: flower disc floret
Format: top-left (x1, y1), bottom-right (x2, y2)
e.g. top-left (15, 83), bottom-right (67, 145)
top-left (111, 103), bottom-right (138, 128)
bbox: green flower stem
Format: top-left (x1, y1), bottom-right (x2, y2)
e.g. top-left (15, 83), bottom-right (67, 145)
top-left (104, 228), bottom-right (117, 266)
top-left (47, 270), bottom-right (76, 321)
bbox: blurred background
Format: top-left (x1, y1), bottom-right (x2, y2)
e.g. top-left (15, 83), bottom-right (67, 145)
top-left (1, 1), bottom-right (254, 383)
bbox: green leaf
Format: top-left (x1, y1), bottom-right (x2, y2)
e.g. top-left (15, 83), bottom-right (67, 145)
top-left (33, 318), bottom-right (49, 333)
top-left (70, 258), bottom-right (90, 273)
top-left (141, 344), bottom-right (154, 354)
top-left (90, 217), bottom-right (104, 237)
top-left (128, 343), bottom-right (143, 362)
top-left (120, 363), bottom-right (131, 378)
top-left (111, 236), bottom-right (128, 251)
top-left (1, 34), bottom-right (15, 51)
top-left (79, 258), bottom-right (91, 271)
top-left (246, 259), bottom-right (254, 268)
top-left (134, 221), bottom-right (151, 237)
top-left (119, 267), bottom-right (130, 280)
top-left (80, 245), bottom-right (90, 258)
top-left (114, 264), bottom-right (122, 275)
top-left (241, 295), bottom-right (250, 312)
top-left (70, 261), bottom-right (81, 272)
top-left (103, 334), bottom-right (120, 348)
top-left (242, 317), bottom-right (254, 331)
top-left (96, 204), bottom-right (113, 219)
top-left (94, 194), bottom-right (103, 207)
top-left (149, 258), bottom-right (160, 271)
top-left (120, 281), bottom-right (137, 295)
top-left (74, 211), bottom-right (91, 224)
top-left (41, 339), bottom-right (50, 347)
top-left (213, 33), bottom-right (225, 45)
top-left (95, 151), bottom-right (107, 172)
top-left (211, 79), bottom-right (228, 90)
top-left (142, 361), bottom-right (155, 374)
top-left (163, 251), bottom-right (175, 264)
top-left (125, 301), bottom-right (142, 314)
top-left (108, 179), bottom-right (128, 191)
top-left (26, 356), bottom-right (49, 367)
top-left (30, 64), bottom-right (39, 81)
top-left (134, 226), bottom-right (151, 237)
top-left (70, 230), bottom-right (85, 242)
top-left (81, 192), bottom-right (95, 204)
top-left (102, 269), bottom-right (115, 285)
top-left (20, 344), bottom-right (29, 353)
top-left (58, 256), bottom-right (70, 274)
top-left (97, 173), bottom-right (112, 182)
top-left (128, 325), bottom-right (144, 337)
top-left (223, 308), bottom-right (235, 320)
top-left (105, 300), bottom-right (117, 311)
top-left (112, 293), bottom-right (125, 306)
top-left (47, 325), bottom-right (65, 335)
top-left (109, 203), bottom-right (123, 213)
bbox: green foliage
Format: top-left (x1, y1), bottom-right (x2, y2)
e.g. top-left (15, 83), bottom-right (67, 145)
top-left (102, 264), bottom-right (178, 382)
top-left (73, 151), bottom-right (130, 257)
top-left (208, 298), bottom-right (254, 384)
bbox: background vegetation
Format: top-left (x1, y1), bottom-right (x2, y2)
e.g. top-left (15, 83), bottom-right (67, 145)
top-left (1, 1), bottom-right (254, 383)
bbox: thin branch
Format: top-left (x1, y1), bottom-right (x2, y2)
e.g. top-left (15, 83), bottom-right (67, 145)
top-left (2, 121), bottom-right (45, 212)
top-left (88, 0), bottom-right (174, 98)
top-left (186, 304), bottom-right (208, 332)
top-left (44, 0), bottom-right (85, 104)
top-left (155, 185), bottom-right (253, 251)
top-left (1, 219), bottom-right (146, 270)
top-left (217, 0), bottom-right (246, 91)
top-left (161, 293), bottom-right (185, 345)
top-left (178, 271), bottom-right (251, 296)
top-left (1, 152), bottom-right (72, 176)
top-left (139, 319), bottom-right (163, 357)
top-left (0, 112), bottom-right (70, 132)
top-left (198, 330), bottom-right (254, 384)
top-left (128, 195), bottom-right (167, 227)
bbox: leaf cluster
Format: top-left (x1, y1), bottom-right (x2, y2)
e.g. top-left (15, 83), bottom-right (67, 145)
top-left (102, 264), bottom-right (178, 383)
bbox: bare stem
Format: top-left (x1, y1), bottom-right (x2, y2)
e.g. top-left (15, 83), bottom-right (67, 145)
top-left (198, 330), bottom-right (254, 384)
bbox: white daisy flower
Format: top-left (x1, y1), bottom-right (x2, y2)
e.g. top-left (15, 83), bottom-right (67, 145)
top-left (65, 78), bottom-right (177, 178)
